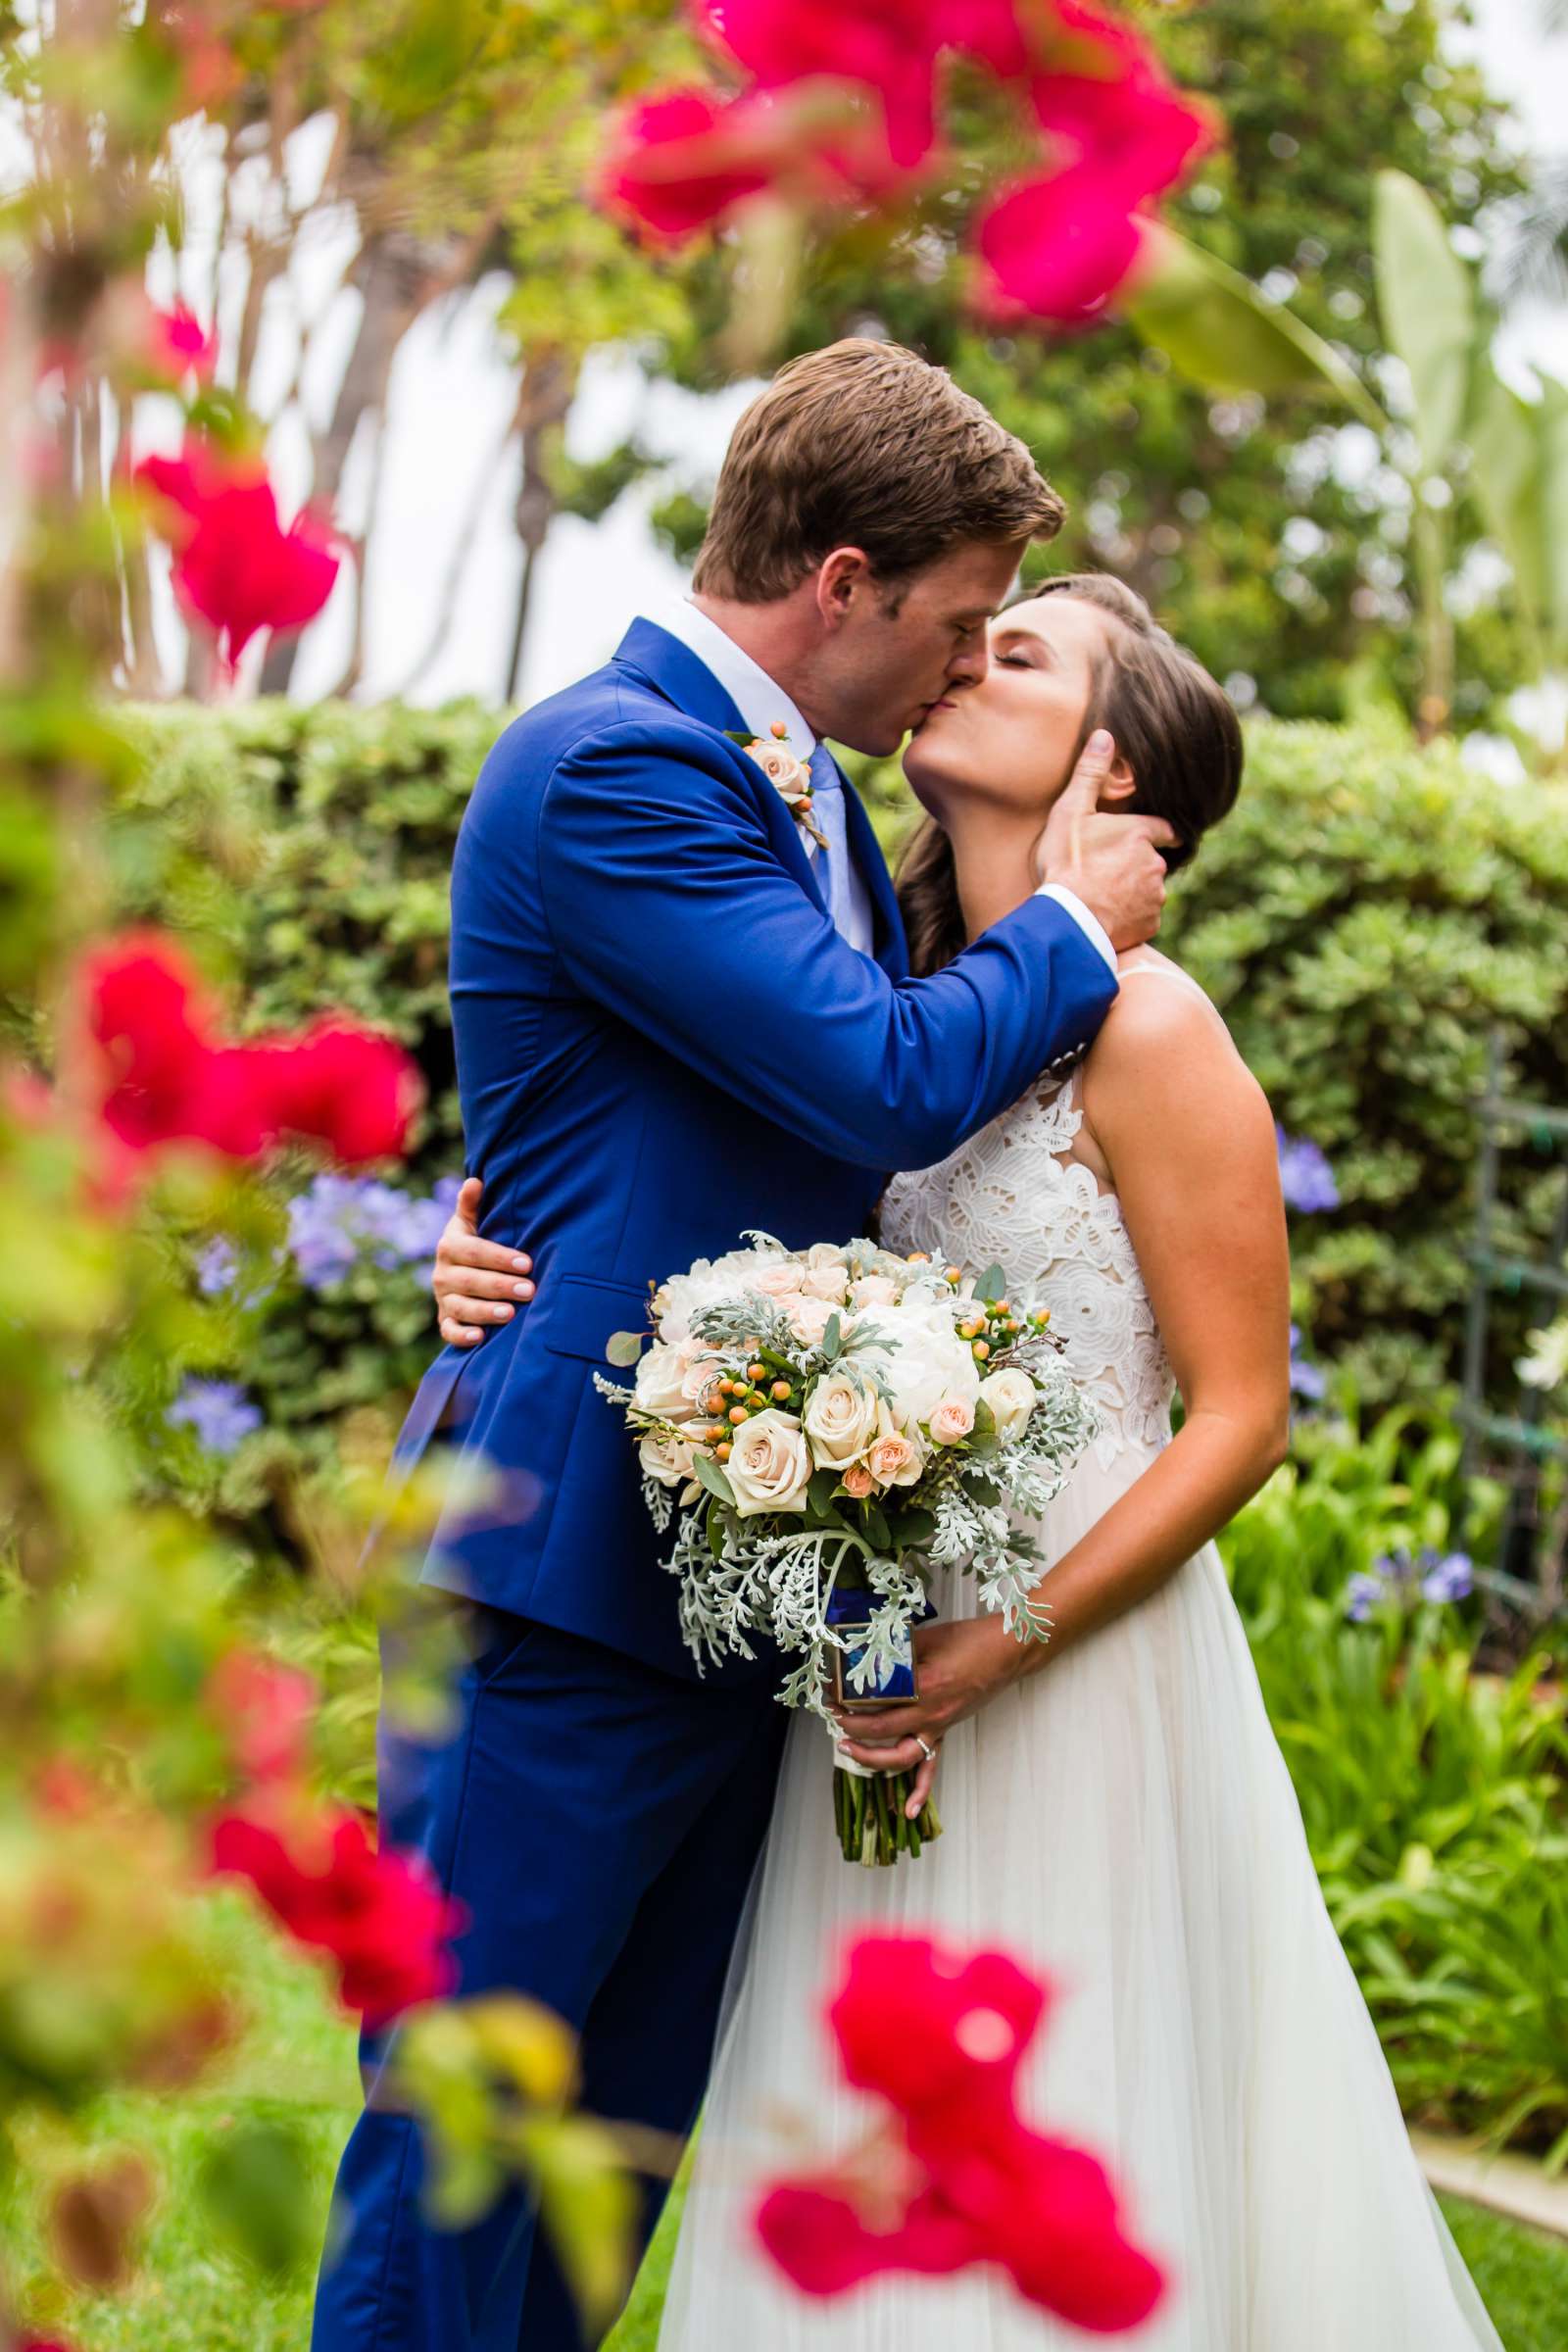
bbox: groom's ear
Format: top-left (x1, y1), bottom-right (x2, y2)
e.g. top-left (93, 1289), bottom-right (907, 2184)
top-left (1100, 754), bottom-right (1138, 808)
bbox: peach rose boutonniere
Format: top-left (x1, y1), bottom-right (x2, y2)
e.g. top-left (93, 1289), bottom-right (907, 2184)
top-left (728, 720), bottom-right (828, 852)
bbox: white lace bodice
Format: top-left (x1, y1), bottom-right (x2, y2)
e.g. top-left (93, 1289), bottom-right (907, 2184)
top-left (879, 1067), bottom-right (1175, 1466)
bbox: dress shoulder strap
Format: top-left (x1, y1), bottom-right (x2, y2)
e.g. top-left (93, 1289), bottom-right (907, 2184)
top-left (1116, 956), bottom-right (1213, 1010)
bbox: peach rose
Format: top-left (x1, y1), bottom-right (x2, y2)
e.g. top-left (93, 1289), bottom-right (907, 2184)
top-left (785, 1295), bottom-right (837, 1348)
top-left (752, 1259), bottom-right (806, 1300)
top-left (867, 1424), bottom-right (923, 1489)
top-left (849, 1274), bottom-right (899, 1310)
top-left (842, 1461), bottom-right (876, 1498)
top-left (638, 1429), bottom-right (695, 1488)
top-left (928, 1396), bottom-right (975, 1446)
top-left (800, 1259), bottom-right (851, 1303)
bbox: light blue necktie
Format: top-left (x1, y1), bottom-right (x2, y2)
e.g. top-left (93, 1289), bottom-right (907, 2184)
top-left (808, 739), bottom-right (854, 939)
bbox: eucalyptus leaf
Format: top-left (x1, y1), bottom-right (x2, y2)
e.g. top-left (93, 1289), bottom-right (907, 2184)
top-left (975, 1262), bottom-right (1005, 1304)
top-left (693, 1450), bottom-right (736, 1506)
top-left (604, 1330), bottom-right (645, 1368)
top-left (821, 1311), bottom-right (842, 1363)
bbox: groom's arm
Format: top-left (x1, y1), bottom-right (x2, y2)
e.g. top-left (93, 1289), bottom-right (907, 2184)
top-left (533, 719), bottom-right (1118, 1173)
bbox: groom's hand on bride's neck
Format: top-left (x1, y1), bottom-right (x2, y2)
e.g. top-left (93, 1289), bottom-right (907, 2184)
top-left (1036, 728), bottom-right (1175, 953)
top-left (432, 1177), bottom-right (534, 1348)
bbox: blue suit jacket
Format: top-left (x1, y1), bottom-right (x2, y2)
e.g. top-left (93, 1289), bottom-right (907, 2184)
top-left (393, 619), bottom-right (1117, 1681)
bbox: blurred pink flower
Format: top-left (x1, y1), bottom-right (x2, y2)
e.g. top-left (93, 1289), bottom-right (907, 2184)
top-left (698, 0), bottom-right (940, 169)
top-left (756, 1933), bottom-right (1166, 2329)
top-left (972, 163), bottom-right (1147, 325)
top-left (136, 437), bottom-right (340, 671)
top-left (147, 300), bottom-right (219, 384)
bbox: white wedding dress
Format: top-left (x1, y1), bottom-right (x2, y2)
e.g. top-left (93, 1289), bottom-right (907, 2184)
top-left (658, 966), bottom-right (1503, 2351)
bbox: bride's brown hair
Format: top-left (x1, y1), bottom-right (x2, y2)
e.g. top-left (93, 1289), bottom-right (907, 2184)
top-left (897, 573), bottom-right (1244, 977)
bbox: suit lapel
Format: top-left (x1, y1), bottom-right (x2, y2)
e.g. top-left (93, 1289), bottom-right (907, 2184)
top-left (612, 621), bottom-right (831, 921)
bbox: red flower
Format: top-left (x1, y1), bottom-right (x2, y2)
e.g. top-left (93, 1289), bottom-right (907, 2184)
top-left (148, 301), bottom-right (220, 384)
top-left (211, 1805), bottom-right (467, 2028)
top-left (77, 932), bottom-right (420, 1171)
top-left (756, 1933), bottom-right (1167, 2332)
top-left (136, 438), bottom-right (340, 671)
top-left (207, 1650), bottom-right (317, 1787)
top-left (972, 163), bottom-right (1148, 325)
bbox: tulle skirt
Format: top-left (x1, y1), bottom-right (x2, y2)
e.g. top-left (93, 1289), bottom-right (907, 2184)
top-left (657, 1439), bottom-right (1503, 2350)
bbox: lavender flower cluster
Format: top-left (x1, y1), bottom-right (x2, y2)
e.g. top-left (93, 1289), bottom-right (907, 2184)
top-left (166, 1377), bottom-right (264, 1457)
top-left (1277, 1126), bottom-right (1340, 1216)
top-left (1344, 1547), bottom-right (1474, 1622)
top-left (195, 1172), bottom-right (464, 1299)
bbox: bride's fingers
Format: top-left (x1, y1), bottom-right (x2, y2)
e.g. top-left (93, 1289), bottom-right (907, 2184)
top-left (906, 1745), bottom-right (941, 1817)
top-left (838, 1731), bottom-right (929, 1773)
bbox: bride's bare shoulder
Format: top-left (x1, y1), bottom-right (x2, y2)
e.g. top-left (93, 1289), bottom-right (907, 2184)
top-left (1080, 950), bottom-right (1265, 1140)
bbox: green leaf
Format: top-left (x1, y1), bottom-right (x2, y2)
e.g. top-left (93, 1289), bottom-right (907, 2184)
top-left (1372, 169), bottom-right (1475, 472)
top-left (707, 1498), bottom-right (726, 1561)
top-left (808, 1467), bottom-right (841, 1517)
top-left (964, 1475), bottom-right (1003, 1507)
top-left (974, 1262), bottom-right (1005, 1304)
top-left (861, 1499), bottom-right (893, 1553)
top-left (1124, 225), bottom-right (1386, 431)
top-left (604, 1330), bottom-right (645, 1368)
top-left (196, 2118), bottom-right (315, 2278)
top-left (821, 1311), bottom-right (842, 1362)
top-left (897, 1506), bottom-right (936, 1548)
top-left (693, 1449), bottom-right (736, 1506)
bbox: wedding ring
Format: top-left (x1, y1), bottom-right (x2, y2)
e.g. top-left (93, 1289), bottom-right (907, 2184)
top-left (914, 1735), bottom-right (936, 1763)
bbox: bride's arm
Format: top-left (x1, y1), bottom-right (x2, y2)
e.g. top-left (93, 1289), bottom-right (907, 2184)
top-left (838, 981), bottom-right (1291, 1793)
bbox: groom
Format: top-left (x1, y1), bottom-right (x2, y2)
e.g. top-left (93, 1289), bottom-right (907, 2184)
top-left (313, 338), bottom-right (1173, 2352)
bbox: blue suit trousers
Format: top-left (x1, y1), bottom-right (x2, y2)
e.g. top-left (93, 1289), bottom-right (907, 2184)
top-left (311, 1608), bottom-right (787, 2351)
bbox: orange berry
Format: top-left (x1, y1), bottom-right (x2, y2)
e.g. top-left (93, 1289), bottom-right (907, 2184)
top-left (945, 1265), bottom-right (962, 1284)
top-left (715, 1442), bottom-right (732, 1461)
top-left (771, 1379), bottom-right (792, 1401)
top-left (770, 719), bottom-right (789, 739)
top-left (972, 1339), bottom-right (991, 1361)
top-left (747, 1362), bottom-right (765, 1384)
top-left (906, 1250), bottom-right (930, 1263)
top-left (728, 1404), bottom-right (748, 1426)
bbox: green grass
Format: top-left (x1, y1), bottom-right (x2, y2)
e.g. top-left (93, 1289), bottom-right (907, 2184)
top-left (4, 1892), bottom-right (1566, 2350)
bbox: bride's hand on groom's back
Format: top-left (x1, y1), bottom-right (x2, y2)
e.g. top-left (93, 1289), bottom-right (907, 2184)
top-left (1037, 727), bottom-right (1176, 954)
top-left (432, 1177), bottom-right (534, 1348)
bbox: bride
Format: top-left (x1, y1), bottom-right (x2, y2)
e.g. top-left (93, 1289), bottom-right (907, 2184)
top-left (433, 576), bottom-right (1502, 2349)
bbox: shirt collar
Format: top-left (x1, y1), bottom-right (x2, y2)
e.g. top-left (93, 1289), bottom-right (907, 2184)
top-left (649, 596), bottom-right (817, 760)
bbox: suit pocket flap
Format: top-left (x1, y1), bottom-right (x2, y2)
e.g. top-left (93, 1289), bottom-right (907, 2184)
top-left (542, 1273), bottom-right (653, 1366)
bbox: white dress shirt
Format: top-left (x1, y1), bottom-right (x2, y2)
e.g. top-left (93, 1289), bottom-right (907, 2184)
top-left (646, 597), bottom-right (1116, 973)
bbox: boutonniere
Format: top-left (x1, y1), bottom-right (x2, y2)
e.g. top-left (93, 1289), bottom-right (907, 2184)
top-left (726, 720), bottom-right (828, 852)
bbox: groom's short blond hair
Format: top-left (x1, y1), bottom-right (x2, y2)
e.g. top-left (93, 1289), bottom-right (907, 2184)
top-left (692, 339), bottom-right (1064, 604)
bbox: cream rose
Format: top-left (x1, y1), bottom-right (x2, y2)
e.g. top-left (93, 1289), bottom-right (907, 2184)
top-left (633, 1342), bottom-right (695, 1422)
top-left (978, 1367), bottom-right (1038, 1443)
top-left (638, 1429), bottom-right (695, 1488)
top-left (803, 1369), bottom-right (880, 1468)
top-left (800, 1259), bottom-right (851, 1303)
top-left (747, 741), bottom-right (811, 807)
top-left (849, 1298), bottom-right (980, 1430)
top-left (785, 1294), bottom-right (837, 1348)
top-left (751, 1259), bottom-right (807, 1300)
top-left (928, 1396), bottom-right (975, 1446)
top-left (724, 1409), bottom-right (812, 1517)
top-left (849, 1273), bottom-right (899, 1310)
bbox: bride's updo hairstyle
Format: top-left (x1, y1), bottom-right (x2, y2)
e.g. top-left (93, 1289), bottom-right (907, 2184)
top-left (898, 572), bottom-right (1244, 977)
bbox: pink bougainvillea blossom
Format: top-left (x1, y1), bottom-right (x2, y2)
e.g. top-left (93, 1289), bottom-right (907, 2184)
top-left (756, 1934), bottom-right (1167, 2331)
top-left (697, 0), bottom-right (941, 170)
top-left (147, 301), bottom-right (220, 384)
top-left (210, 1804), bottom-right (467, 2028)
top-left (136, 438), bottom-right (340, 671)
top-left (77, 931), bottom-right (420, 1171)
top-left (206, 1649), bottom-right (318, 1787)
top-left (972, 163), bottom-right (1149, 325)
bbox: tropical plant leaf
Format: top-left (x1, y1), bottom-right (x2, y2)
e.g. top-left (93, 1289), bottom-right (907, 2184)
top-left (1373, 168), bottom-right (1475, 471)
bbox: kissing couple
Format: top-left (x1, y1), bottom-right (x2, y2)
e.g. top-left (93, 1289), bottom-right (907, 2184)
top-left (314, 339), bottom-right (1501, 2352)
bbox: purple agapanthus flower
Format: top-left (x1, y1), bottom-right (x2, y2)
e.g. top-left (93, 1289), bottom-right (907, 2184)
top-left (287, 1171), bottom-right (465, 1292)
top-left (1277, 1126), bottom-right (1340, 1215)
top-left (1420, 1550), bottom-right (1474, 1604)
top-left (1347, 1545), bottom-right (1474, 1621)
top-left (167, 1377), bottom-right (263, 1455)
top-left (1288, 1324), bottom-right (1327, 1402)
top-left (195, 1237), bottom-right (239, 1296)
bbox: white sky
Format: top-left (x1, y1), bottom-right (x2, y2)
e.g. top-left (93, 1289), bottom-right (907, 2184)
top-left (113, 0), bottom-right (1568, 707)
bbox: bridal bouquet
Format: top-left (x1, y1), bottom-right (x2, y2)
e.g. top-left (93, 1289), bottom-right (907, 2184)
top-left (596, 1236), bottom-right (1098, 1866)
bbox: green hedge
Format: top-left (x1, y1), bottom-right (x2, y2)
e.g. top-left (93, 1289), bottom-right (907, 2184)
top-left (113, 704), bottom-right (1568, 1416)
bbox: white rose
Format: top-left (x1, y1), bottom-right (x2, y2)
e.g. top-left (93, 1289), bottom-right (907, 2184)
top-left (725, 1410), bottom-right (812, 1517)
top-left (803, 1369), bottom-right (880, 1468)
top-left (848, 1298), bottom-right (979, 1430)
top-left (634, 1342), bottom-right (695, 1421)
top-left (978, 1367), bottom-right (1038, 1443)
top-left (639, 1429), bottom-right (694, 1488)
top-left (800, 1259), bottom-right (851, 1303)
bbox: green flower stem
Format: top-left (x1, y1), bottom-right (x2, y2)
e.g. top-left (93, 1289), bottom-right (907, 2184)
top-left (832, 1765), bottom-right (942, 1868)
